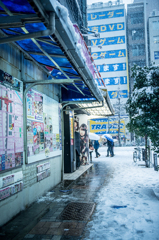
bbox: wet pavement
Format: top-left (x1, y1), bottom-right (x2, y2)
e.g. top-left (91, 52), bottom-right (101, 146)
top-left (0, 154), bottom-right (111, 240)
top-left (0, 147), bottom-right (159, 240)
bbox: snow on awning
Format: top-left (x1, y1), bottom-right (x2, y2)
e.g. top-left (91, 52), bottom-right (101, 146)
top-left (0, 0), bottom-right (113, 113)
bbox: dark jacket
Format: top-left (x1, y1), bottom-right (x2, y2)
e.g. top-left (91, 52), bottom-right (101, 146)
top-left (94, 140), bottom-right (99, 149)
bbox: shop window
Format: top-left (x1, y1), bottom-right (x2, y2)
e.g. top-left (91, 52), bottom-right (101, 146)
top-left (130, 13), bottom-right (143, 24)
top-left (132, 29), bottom-right (144, 40)
top-left (153, 36), bottom-right (159, 44)
top-left (132, 45), bottom-right (145, 56)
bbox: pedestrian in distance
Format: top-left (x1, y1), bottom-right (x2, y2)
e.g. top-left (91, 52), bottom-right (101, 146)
top-left (94, 140), bottom-right (100, 158)
top-left (89, 139), bottom-right (94, 163)
top-left (106, 139), bottom-right (114, 157)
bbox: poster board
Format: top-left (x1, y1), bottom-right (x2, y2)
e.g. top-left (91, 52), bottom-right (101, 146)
top-left (27, 89), bottom-right (62, 163)
top-left (0, 70), bottom-right (23, 172)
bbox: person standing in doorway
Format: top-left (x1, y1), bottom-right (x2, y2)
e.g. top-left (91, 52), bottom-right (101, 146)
top-left (94, 140), bottom-right (100, 158)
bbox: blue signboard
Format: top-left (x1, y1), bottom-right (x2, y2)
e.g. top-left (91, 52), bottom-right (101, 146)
top-left (88, 22), bottom-right (124, 33)
top-left (154, 51), bottom-right (159, 59)
top-left (96, 63), bottom-right (126, 73)
top-left (101, 76), bottom-right (127, 85)
top-left (92, 49), bottom-right (126, 60)
top-left (91, 36), bottom-right (125, 47)
top-left (88, 9), bottom-right (124, 21)
top-left (108, 90), bottom-right (128, 99)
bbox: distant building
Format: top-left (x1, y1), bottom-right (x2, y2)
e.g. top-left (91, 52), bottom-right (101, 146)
top-left (127, 2), bottom-right (147, 93)
top-left (149, 15), bottom-right (159, 65)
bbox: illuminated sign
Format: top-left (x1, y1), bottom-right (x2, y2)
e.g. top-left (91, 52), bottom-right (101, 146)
top-left (91, 36), bottom-right (125, 46)
top-left (88, 22), bottom-right (124, 33)
top-left (108, 90), bottom-right (128, 99)
top-left (88, 9), bottom-right (124, 21)
top-left (92, 49), bottom-right (126, 60)
top-left (96, 63), bottom-right (126, 73)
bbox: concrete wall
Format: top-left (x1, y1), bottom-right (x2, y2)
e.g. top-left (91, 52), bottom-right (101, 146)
top-left (0, 40), bottom-right (62, 226)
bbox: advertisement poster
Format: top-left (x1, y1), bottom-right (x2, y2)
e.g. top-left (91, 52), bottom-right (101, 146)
top-left (27, 89), bottom-right (43, 122)
top-left (27, 89), bottom-right (61, 163)
top-left (0, 70), bottom-right (23, 172)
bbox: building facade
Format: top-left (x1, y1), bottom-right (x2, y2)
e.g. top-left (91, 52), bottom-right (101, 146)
top-left (127, 2), bottom-right (147, 93)
top-left (149, 15), bottom-right (159, 65)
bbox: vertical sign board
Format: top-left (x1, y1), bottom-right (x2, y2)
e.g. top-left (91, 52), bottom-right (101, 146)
top-left (27, 89), bottom-right (61, 163)
top-left (0, 70), bottom-right (23, 172)
top-left (88, 6), bottom-right (129, 104)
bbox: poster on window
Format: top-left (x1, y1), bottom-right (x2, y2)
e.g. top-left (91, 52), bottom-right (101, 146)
top-left (27, 89), bottom-right (61, 163)
top-left (0, 70), bottom-right (23, 172)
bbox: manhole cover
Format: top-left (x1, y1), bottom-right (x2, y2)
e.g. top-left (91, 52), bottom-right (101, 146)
top-left (59, 202), bottom-right (95, 221)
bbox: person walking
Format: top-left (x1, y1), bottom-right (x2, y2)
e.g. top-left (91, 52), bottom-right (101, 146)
top-left (94, 140), bottom-right (100, 158)
top-left (106, 139), bottom-right (113, 157)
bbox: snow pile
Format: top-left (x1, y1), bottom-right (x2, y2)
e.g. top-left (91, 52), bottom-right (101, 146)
top-left (83, 147), bottom-right (159, 240)
top-left (55, 1), bottom-right (79, 44)
top-left (37, 192), bottom-right (55, 203)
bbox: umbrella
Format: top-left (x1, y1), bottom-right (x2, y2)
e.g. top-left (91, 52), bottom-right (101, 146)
top-left (102, 134), bottom-right (114, 142)
top-left (89, 132), bottom-right (100, 140)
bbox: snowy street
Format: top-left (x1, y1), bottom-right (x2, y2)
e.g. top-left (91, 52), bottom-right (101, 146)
top-left (83, 146), bottom-right (159, 240)
top-left (1, 146), bottom-right (159, 240)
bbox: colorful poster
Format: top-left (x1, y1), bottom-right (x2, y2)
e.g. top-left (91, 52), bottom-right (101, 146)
top-left (27, 89), bottom-right (61, 163)
top-left (27, 89), bottom-right (43, 122)
top-left (0, 70), bottom-right (23, 172)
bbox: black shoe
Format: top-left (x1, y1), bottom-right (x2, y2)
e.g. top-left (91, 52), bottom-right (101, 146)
top-left (106, 155), bottom-right (109, 157)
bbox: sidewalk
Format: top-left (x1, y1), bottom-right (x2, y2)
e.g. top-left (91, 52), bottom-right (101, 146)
top-left (0, 163), bottom-right (95, 240)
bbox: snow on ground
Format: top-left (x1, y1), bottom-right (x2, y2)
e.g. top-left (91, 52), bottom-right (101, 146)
top-left (84, 146), bottom-right (159, 240)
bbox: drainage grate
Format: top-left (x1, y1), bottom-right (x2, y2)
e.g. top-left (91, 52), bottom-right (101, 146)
top-left (59, 202), bottom-right (95, 221)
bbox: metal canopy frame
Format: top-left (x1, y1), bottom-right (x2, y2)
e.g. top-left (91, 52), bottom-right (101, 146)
top-left (0, 0), bottom-right (114, 115)
top-left (0, 0), bottom-right (87, 98)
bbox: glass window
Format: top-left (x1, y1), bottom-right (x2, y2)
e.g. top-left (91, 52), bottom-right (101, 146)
top-left (131, 61), bottom-right (146, 67)
top-left (152, 21), bottom-right (159, 30)
top-left (153, 36), bottom-right (159, 44)
top-left (130, 13), bottom-right (143, 24)
top-left (132, 45), bottom-right (145, 56)
top-left (132, 29), bottom-right (144, 40)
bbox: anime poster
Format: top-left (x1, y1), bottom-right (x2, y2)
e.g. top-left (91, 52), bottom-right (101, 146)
top-left (0, 70), bottom-right (23, 172)
top-left (75, 115), bottom-right (89, 165)
top-left (79, 123), bottom-right (89, 165)
top-left (27, 89), bottom-right (43, 122)
top-left (15, 152), bottom-right (23, 167)
top-left (43, 113), bottom-right (53, 154)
